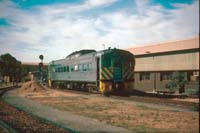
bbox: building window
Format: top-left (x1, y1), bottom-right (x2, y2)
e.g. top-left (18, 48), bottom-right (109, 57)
top-left (193, 71), bottom-right (199, 76)
top-left (187, 71), bottom-right (193, 81)
top-left (189, 71), bottom-right (200, 81)
top-left (140, 72), bottom-right (150, 81)
top-left (160, 72), bottom-right (172, 81)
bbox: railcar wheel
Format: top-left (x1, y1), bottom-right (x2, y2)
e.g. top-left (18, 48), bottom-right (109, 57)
top-left (103, 88), bottom-right (110, 97)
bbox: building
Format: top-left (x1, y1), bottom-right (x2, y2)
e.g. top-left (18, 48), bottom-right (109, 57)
top-left (22, 62), bottom-right (48, 81)
top-left (127, 37), bottom-right (199, 93)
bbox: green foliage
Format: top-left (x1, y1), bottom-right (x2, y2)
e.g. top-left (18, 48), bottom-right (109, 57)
top-left (185, 86), bottom-right (199, 96)
top-left (0, 53), bottom-right (22, 81)
top-left (166, 71), bottom-right (188, 93)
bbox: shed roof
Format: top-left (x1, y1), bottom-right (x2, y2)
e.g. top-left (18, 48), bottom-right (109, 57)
top-left (127, 37), bottom-right (199, 55)
top-left (22, 62), bottom-right (48, 66)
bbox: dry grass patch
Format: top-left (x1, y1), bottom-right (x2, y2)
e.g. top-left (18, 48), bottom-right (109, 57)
top-left (30, 95), bottom-right (199, 132)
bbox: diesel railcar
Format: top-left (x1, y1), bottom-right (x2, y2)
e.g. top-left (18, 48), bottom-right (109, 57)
top-left (48, 48), bottom-right (135, 95)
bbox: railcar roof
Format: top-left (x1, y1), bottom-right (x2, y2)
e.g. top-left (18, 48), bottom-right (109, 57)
top-left (66, 49), bottom-right (96, 58)
top-left (96, 48), bottom-right (134, 56)
top-left (49, 48), bottom-right (134, 65)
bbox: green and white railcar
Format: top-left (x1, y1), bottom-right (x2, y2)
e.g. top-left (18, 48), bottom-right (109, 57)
top-left (48, 48), bottom-right (135, 94)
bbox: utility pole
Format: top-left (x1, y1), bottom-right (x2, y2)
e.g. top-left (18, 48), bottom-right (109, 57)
top-left (102, 44), bottom-right (105, 50)
top-left (39, 55), bottom-right (44, 83)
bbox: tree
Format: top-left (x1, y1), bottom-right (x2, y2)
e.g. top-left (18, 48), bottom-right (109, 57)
top-left (0, 53), bottom-right (22, 82)
top-left (166, 71), bottom-right (188, 93)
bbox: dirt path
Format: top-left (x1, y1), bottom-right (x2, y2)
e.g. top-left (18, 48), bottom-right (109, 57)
top-left (3, 90), bottom-right (132, 133)
top-left (0, 86), bottom-right (72, 133)
top-left (0, 100), bottom-right (70, 133)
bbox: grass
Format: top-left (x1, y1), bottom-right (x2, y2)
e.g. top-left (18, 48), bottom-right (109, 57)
top-left (137, 104), bottom-right (150, 109)
top-left (133, 126), bottom-right (178, 133)
top-left (30, 95), bottom-right (199, 133)
top-left (136, 104), bottom-right (157, 110)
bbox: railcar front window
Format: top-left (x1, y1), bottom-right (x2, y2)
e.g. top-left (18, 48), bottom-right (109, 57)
top-left (113, 59), bottom-right (121, 67)
top-left (103, 57), bottom-right (111, 67)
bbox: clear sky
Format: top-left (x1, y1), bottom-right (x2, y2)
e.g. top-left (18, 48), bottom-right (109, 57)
top-left (0, 0), bottom-right (199, 62)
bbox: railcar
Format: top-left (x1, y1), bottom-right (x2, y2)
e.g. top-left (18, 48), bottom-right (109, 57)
top-left (48, 48), bottom-right (135, 95)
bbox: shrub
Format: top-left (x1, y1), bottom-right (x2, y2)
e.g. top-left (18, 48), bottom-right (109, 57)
top-left (166, 71), bottom-right (188, 93)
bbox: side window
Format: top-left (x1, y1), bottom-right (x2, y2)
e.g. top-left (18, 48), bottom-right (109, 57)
top-left (61, 67), bottom-right (64, 72)
top-left (58, 67), bottom-right (61, 72)
top-left (83, 64), bottom-right (87, 71)
top-left (75, 65), bottom-right (78, 71)
top-left (66, 66), bottom-right (69, 72)
top-left (129, 61), bottom-right (133, 68)
top-left (54, 64), bottom-right (66, 72)
top-left (88, 63), bottom-right (92, 70)
top-left (70, 65), bottom-right (74, 72)
top-left (78, 64), bottom-right (83, 71)
top-left (64, 66), bottom-right (69, 72)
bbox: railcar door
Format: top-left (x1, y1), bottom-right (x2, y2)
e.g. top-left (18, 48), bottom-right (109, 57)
top-left (113, 58), bottom-right (122, 81)
top-left (96, 57), bottom-right (100, 88)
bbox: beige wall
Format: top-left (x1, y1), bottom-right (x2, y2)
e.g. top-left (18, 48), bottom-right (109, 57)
top-left (135, 51), bottom-right (199, 71)
top-left (134, 71), bottom-right (199, 92)
top-left (134, 72), bottom-right (155, 91)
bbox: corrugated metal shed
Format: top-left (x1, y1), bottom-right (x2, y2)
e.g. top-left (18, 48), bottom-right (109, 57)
top-left (127, 37), bottom-right (199, 55)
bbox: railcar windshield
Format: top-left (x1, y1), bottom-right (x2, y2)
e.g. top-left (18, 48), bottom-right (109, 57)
top-left (113, 59), bottom-right (121, 67)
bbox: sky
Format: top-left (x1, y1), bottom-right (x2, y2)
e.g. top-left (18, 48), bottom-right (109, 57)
top-left (0, 0), bottom-right (199, 62)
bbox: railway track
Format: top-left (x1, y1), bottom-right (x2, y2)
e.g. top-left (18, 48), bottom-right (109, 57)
top-left (0, 85), bottom-right (72, 133)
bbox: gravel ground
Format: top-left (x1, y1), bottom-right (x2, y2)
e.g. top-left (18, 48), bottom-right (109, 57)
top-left (0, 119), bottom-right (16, 133)
top-left (0, 100), bottom-right (70, 133)
top-left (0, 123), bottom-right (9, 133)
